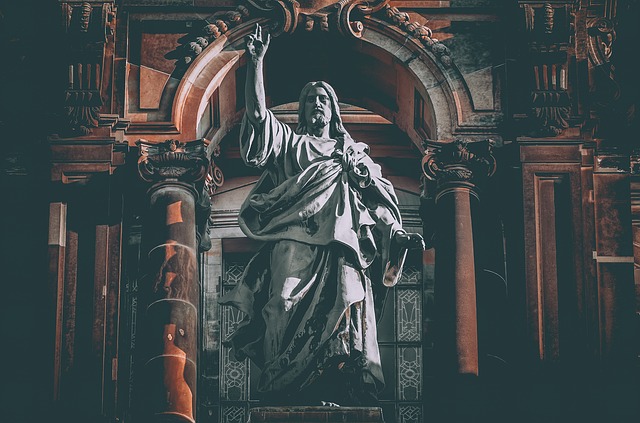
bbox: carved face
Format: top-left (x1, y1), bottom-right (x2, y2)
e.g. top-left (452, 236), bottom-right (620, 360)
top-left (304, 86), bottom-right (332, 133)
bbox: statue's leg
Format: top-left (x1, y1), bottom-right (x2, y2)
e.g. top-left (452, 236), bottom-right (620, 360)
top-left (262, 240), bottom-right (317, 364)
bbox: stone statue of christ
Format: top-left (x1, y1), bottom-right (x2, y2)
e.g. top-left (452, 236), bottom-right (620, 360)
top-left (220, 24), bottom-right (424, 406)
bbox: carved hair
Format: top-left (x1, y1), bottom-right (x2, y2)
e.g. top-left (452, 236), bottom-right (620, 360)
top-left (296, 81), bottom-right (352, 141)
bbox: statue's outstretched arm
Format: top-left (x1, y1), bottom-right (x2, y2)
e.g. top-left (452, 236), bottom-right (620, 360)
top-left (245, 24), bottom-right (270, 126)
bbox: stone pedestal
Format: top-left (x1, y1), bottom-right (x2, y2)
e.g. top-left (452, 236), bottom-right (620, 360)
top-left (248, 407), bottom-right (384, 423)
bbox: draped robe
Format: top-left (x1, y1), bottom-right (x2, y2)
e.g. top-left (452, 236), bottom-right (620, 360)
top-left (220, 110), bottom-right (407, 399)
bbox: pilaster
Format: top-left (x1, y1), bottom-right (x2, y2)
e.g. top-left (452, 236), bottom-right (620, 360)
top-left (47, 135), bottom-right (128, 419)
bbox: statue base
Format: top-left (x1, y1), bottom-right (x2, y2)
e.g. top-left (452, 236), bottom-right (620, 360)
top-left (248, 407), bottom-right (385, 423)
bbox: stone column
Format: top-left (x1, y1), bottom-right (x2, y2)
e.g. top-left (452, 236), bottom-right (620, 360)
top-left (422, 139), bottom-right (496, 376)
top-left (137, 139), bottom-right (210, 423)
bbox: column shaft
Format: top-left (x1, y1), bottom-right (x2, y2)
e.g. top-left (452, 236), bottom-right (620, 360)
top-left (142, 183), bottom-right (199, 423)
top-left (136, 139), bottom-right (210, 423)
top-left (436, 187), bottom-right (480, 375)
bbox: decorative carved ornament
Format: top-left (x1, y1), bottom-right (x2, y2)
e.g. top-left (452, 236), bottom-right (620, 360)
top-left (64, 90), bottom-right (102, 136)
top-left (586, 17), bottom-right (619, 110)
top-left (422, 139), bottom-right (496, 186)
top-left (60, 1), bottom-right (116, 41)
top-left (179, 1), bottom-right (453, 69)
top-left (380, 5), bottom-right (452, 68)
top-left (246, 0), bottom-right (390, 37)
top-left (204, 146), bottom-right (225, 197)
top-left (531, 91), bottom-right (570, 137)
top-left (587, 17), bottom-right (616, 67)
top-left (179, 1), bottom-right (389, 65)
top-left (521, 2), bottom-right (575, 48)
top-left (182, 4), bottom-right (252, 65)
top-left (520, 1), bottom-right (576, 137)
top-left (58, 2), bottom-right (117, 137)
top-left (137, 139), bottom-right (210, 183)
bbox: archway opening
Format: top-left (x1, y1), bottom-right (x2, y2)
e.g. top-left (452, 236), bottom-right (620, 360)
top-left (186, 23), bottom-right (451, 146)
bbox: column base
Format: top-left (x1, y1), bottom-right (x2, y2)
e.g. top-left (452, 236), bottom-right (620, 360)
top-left (248, 406), bottom-right (384, 423)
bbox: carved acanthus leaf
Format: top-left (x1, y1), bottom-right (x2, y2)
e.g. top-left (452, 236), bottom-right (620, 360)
top-left (137, 139), bottom-right (210, 184)
top-left (422, 139), bottom-right (496, 186)
top-left (63, 90), bottom-right (102, 136)
top-left (529, 90), bottom-right (570, 137)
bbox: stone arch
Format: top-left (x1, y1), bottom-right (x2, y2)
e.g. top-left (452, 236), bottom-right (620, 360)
top-left (171, 17), bottom-right (481, 150)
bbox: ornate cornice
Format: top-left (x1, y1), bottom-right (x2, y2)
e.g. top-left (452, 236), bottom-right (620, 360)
top-left (422, 139), bottom-right (496, 187)
top-left (137, 139), bottom-right (210, 184)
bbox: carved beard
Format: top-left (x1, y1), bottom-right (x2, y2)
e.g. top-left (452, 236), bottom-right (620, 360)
top-left (309, 111), bottom-right (329, 132)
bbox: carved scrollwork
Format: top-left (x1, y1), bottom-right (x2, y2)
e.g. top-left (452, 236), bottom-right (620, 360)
top-left (246, 0), bottom-right (300, 35)
top-left (244, 0), bottom-right (387, 37)
top-left (422, 139), bottom-right (496, 186)
top-left (137, 139), bottom-right (210, 184)
top-left (204, 146), bottom-right (225, 197)
top-left (587, 17), bottom-right (616, 67)
top-left (334, 0), bottom-right (389, 38)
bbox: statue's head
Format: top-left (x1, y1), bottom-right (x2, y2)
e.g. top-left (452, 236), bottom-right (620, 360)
top-left (296, 81), bottom-right (350, 140)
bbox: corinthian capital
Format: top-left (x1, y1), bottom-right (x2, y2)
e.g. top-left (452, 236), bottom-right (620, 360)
top-left (422, 139), bottom-right (496, 187)
top-left (137, 139), bottom-right (210, 184)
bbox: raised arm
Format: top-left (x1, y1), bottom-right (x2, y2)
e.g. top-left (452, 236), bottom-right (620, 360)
top-left (245, 24), bottom-right (270, 126)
